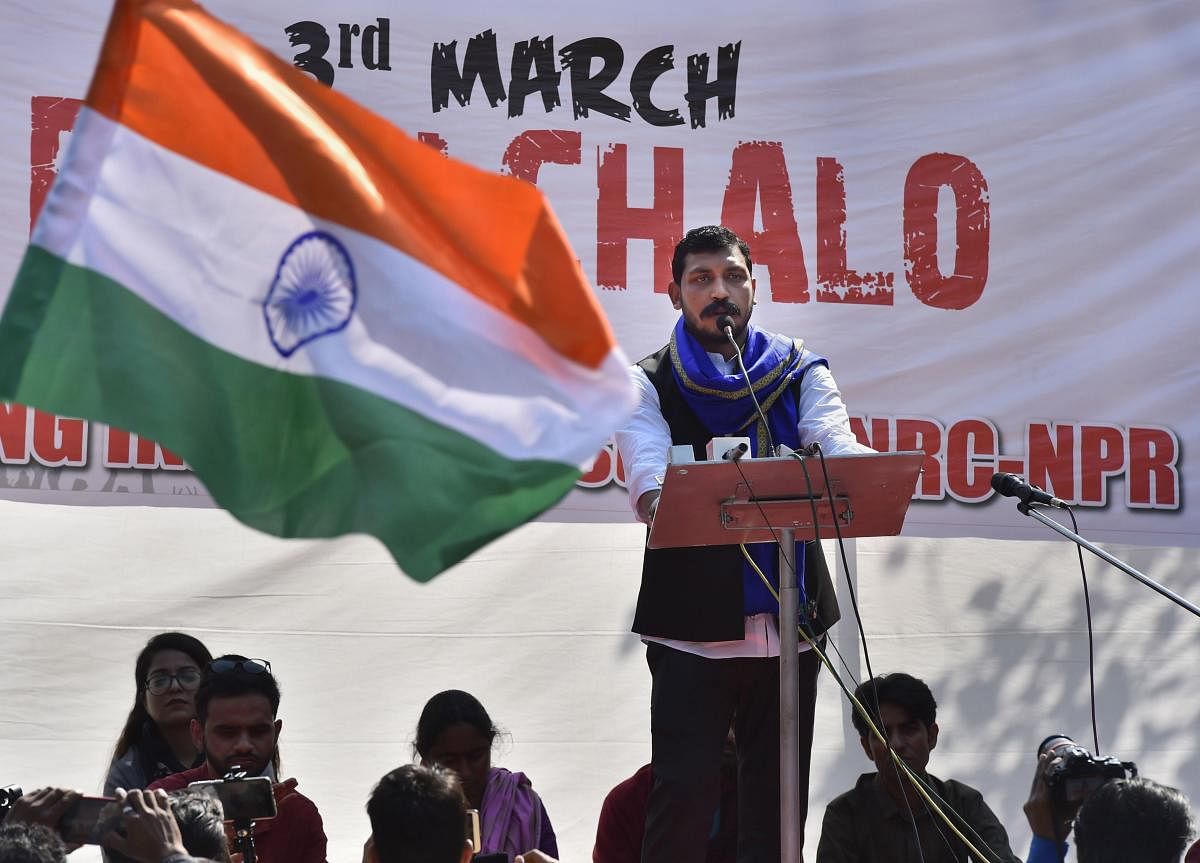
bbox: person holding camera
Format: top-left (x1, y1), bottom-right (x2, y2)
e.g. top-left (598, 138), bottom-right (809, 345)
top-left (817, 673), bottom-right (1020, 863)
top-left (1023, 738), bottom-right (1194, 863)
top-left (147, 655), bottom-right (327, 863)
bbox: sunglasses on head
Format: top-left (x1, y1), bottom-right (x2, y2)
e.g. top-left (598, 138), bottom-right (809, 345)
top-left (208, 658), bottom-right (272, 676)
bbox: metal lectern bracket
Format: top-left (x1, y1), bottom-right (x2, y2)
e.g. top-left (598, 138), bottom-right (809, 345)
top-left (719, 494), bottom-right (853, 532)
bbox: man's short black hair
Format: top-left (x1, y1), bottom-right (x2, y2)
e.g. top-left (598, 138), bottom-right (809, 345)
top-left (0, 822), bottom-right (66, 863)
top-left (367, 764), bottom-right (466, 863)
top-left (850, 673), bottom-right (937, 738)
top-left (195, 654), bottom-right (281, 724)
top-left (671, 225), bottom-right (752, 286)
top-left (1074, 778), bottom-right (1194, 863)
top-left (172, 788), bottom-right (230, 861)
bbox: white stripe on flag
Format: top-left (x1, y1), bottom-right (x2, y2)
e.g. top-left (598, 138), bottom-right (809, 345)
top-left (33, 108), bottom-right (633, 465)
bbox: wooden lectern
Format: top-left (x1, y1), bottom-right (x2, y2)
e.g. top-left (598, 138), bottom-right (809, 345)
top-left (648, 450), bottom-right (924, 863)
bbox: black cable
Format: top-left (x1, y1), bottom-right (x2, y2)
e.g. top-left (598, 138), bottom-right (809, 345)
top-left (811, 444), bottom-right (876, 686)
top-left (726, 327), bottom-right (776, 456)
top-left (1065, 505), bottom-right (1101, 756)
top-left (788, 445), bottom-right (928, 863)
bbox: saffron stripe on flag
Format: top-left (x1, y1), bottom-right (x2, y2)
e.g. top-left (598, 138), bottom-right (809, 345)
top-left (84, 0), bottom-right (611, 368)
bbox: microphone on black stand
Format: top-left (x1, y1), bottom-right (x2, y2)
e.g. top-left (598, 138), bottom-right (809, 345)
top-left (990, 472), bottom-right (1067, 509)
top-left (717, 314), bottom-right (776, 457)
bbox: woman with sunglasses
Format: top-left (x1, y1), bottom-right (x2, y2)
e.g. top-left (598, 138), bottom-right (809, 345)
top-left (105, 632), bottom-right (214, 796)
top-left (415, 690), bottom-right (558, 862)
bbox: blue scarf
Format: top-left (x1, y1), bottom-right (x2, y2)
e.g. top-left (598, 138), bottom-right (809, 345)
top-left (669, 318), bottom-right (827, 616)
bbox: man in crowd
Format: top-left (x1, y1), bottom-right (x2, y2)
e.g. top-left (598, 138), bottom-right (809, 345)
top-left (1, 787), bottom-right (74, 863)
top-left (0, 822), bottom-right (66, 863)
top-left (363, 764), bottom-right (472, 863)
top-left (148, 655), bottom-right (327, 863)
top-left (615, 224), bottom-right (872, 863)
top-left (1023, 743), bottom-right (1194, 863)
top-left (817, 673), bottom-right (1020, 863)
top-left (593, 732), bottom-right (737, 863)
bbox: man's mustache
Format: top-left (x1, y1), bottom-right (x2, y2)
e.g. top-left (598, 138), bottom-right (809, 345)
top-left (701, 301), bottom-right (741, 318)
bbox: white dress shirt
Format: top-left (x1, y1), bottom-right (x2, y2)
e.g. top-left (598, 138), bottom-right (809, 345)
top-left (613, 348), bottom-right (873, 658)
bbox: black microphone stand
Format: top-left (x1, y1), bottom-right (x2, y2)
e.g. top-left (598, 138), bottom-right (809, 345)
top-left (232, 819), bottom-right (258, 863)
top-left (1017, 501), bottom-right (1200, 619)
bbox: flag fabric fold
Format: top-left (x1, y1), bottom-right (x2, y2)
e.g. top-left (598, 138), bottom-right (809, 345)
top-left (0, 0), bottom-right (635, 580)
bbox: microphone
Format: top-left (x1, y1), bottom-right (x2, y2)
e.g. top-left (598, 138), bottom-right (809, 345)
top-left (990, 472), bottom-right (1067, 509)
top-left (721, 441), bottom-right (749, 461)
top-left (716, 314), bottom-right (776, 457)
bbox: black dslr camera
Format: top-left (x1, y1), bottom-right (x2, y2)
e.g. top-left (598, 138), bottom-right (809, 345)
top-left (1039, 735), bottom-right (1137, 813)
top-left (0, 785), bottom-right (22, 818)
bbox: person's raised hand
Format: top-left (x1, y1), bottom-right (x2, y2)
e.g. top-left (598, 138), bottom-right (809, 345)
top-left (1023, 748), bottom-right (1073, 842)
top-left (103, 787), bottom-right (189, 863)
top-left (1, 786), bottom-right (79, 828)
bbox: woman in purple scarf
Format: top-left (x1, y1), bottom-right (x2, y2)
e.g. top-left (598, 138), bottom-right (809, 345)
top-left (415, 690), bottom-right (559, 861)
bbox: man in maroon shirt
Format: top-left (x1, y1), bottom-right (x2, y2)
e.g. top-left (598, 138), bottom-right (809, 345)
top-left (148, 655), bottom-right (327, 863)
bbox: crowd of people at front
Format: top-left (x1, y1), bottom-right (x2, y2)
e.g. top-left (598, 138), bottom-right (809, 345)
top-left (1, 631), bottom-right (1196, 863)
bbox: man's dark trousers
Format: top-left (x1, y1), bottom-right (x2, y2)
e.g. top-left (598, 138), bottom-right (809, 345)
top-left (641, 641), bottom-right (822, 863)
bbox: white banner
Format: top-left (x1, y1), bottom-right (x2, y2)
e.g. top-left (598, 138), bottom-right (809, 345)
top-left (1, 0), bottom-right (1196, 547)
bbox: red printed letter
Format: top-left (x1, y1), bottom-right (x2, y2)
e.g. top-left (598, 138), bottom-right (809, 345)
top-left (578, 443), bottom-right (616, 488)
top-left (1126, 426), bottom-right (1178, 508)
top-left (31, 97), bottom-right (84, 232)
top-left (895, 417), bottom-right (944, 499)
top-left (596, 144), bottom-right (683, 292)
top-left (816, 157), bottom-right (893, 305)
top-left (945, 418), bottom-right (997, 501)
top-left (31, 410), bottom-right (87, 467)
top-left (721, 141), bottom-right (808, 302)
top-left (0, 403), bottom-right (30, 463)
top-left (105, 426), bottom-right (185, 470)
top-left (903, 153), bottom-right (989, 310)
top-left (1079, 424), bottom-right (1124, 505)
top-left (502, 130), bottom-right (582, 184)
top-left (849, 415), bottom-right (891, 452)
top-left (1026, 422), bottom-right (1074, 503)
top-left (416, 132), bottom-right (448, 156)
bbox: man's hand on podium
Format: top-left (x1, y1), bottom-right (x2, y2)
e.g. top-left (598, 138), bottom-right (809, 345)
top-left (637, 489), bottom-right (661, 525)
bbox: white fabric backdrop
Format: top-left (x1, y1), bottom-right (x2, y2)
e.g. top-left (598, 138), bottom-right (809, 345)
top-left (2, 500), bottom-right (1198, 862)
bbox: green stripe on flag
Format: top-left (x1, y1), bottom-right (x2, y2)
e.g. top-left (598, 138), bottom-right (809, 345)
top-left (0, 245), bottom-right (580, 579)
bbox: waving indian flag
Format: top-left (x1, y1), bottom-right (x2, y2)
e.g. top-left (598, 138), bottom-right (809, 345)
top-left (0, 0), bottom-right (635, 579)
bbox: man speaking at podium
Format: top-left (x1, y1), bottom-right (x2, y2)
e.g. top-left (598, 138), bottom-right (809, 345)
top-left (614, 225), bottom-right (872, 863)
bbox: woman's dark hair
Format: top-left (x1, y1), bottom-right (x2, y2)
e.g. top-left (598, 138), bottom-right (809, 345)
top-left (110, 632), bottom-right (213, 763)
top-left (414, 690), bottom-right (497, 759)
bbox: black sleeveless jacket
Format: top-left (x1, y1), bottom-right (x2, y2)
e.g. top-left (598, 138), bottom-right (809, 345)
top-left (631, 344), bottom-right (842, 642)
